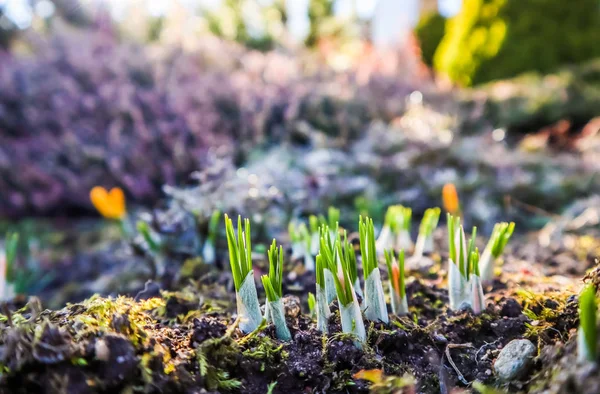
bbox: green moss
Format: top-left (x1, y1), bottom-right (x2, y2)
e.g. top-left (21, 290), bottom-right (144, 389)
top-left (71, 295), bottom-right (164, 345)
top-left (435, 0), bottom-right (600, 86)
top-left (242, 335), bottom-right (288, 372)
top-left (197, 332), bottom-right (243, 391)
top-left (515, 289), bottom-right (574, 340)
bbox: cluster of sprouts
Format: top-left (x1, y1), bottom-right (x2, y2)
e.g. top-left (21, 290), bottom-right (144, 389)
top-left (376, 205), bottom-right (413, 252)
top-left (447, 214), bottom-right (484, 313)
top-left (225, 215), bottom-right (263, 333)
top-left (224, 206), bottom-right (516, 346)
top-left (318, 225), bottom-right (366, 345)
top-left (376, 206), bottom-right (441, 269)
top-left (480, 222), bottom-right (515, 282)
top-left (261, 241), bottom-right (291, 340)
top-left (384, 249), bottom-right (408, 315)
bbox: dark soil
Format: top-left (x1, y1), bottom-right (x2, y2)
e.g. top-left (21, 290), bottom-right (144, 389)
top-left (0, 230), bottom-right (594, 394)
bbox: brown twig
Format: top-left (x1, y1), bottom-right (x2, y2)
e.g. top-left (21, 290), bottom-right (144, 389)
top-left (444, 343), bottom-right (473, 385)
top-left (504, 195), bottom-right (559, 218)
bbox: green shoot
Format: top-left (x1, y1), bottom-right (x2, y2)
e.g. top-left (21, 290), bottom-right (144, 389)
top-left (458, 225), bottom-right (466, 276)
top-left (5, 233), bottom-right (18, 269)
top-left (328, 207), bottom-right (340, 230)
top-left (314, 253), bottom-right (331, 332)
top-left (398, 206), bottom-right (412, 231)
top-left (319, 227), bottom-right (335, 270)
top-left (480, 222), bottom-right (515, 282)
top-left (470, 249), bottom-right (480, 277)
top-left (288, 222), bottom-right (302, 243)
top-left (309, 215), bottom-right (319, 234)
top-left (137, 221), bottom-right (160, 253)
top-left (224, 214), bottom-right (253, 291)
top-left (261, 239), bottom-right (291, 341)
top-left (384, 205), bottom-right (412, 232)
top-left (342, 231), bottom-right (358, 285)
top-left (384, 249), bottom-right (406, 299)
top-left (207, 210), bottom-right (221, 245)
top-left (359, 216), bottom-right (378, 275)
top-left (414, 207), bottom-right (440, 256)
top-left (318, 225), bottom-right (339, 303)
top-left (331, 238), bottom-right (354, 306)
top-left (447, 214), bottom-right (477, 279)
top-left (418, 207), bottom-right (441, 238)
top-left (490, 222), bottom-right (516, 258)
top-left (359, 215), bottom-right (388, 323)
top-left (316, 254), bottom-right (325, 287)
top-left (579, 284), bottom-right (598, 362)
top-left (308, 292), bottom-right (316, 316)
top-left (466, 226), bottom-right (477, 276)
top-left (297, 223), bottom-right (310, 249)
top-left (261, 240), bottom-right (284, 302)
top-left (447, 213), bottom-right (459, 264)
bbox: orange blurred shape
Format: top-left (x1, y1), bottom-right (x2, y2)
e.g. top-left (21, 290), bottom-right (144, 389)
top-left (391, 261), bottom-right (400, 296)
top-left (442, 183), bottom-right (460, 215)
top-left (353, 369), bottom-right (384, 383)
top-left (90, 186), bottom-right (126, 220)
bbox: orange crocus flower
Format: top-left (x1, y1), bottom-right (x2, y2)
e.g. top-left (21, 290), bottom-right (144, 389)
top-left (442, 183), bottom-right (460, 215)
top-left (90, 186), bottom-right (127, 220)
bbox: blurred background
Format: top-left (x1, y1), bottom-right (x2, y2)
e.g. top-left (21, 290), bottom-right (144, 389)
top-left (0, 0), bottom-right (599, 306)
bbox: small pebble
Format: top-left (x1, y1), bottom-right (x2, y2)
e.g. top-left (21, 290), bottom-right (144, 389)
top-left (283, 295), bottom-right (301, 318)
top-left (432, 333), bottom-right (448, 344)
top-left (95, 339), bottom-right (110, 361)
top-left (494, 339), bottom-right (536, 381)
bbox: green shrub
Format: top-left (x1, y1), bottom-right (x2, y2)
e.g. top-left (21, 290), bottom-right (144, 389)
top-left (414, 12), bottom-right (446, 67)
top-left (434, 0), bottom-right (600, 86)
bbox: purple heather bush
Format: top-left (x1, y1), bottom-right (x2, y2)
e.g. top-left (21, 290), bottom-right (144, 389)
top-left (0, 30), bottom-right (417, 218)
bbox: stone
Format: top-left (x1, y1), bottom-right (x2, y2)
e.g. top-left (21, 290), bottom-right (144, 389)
top-left (494, 339), bottom-right (537, 381)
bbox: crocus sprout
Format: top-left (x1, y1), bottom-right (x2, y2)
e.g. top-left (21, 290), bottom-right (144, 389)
top-left (376, 208), bottom-right (395, 253)
top-left (136, 220), bottom-right (165, 276)
top-left (315, 254), bottom-right (330, 333)
top-left (393, 206), bottom-right (413, 250)
top-left (480, 222), bottom-right (516, 282)
top-left (384, 249), bottom-right (408, 316)
top-left (469, 249), bottom-right (485, 315)
top-left (413, 207), bottom-right (441, 258)
top-left (319, 224), bottom-right (338, 303)
top-left (377, 205), bottom-right (413, 254)
top-left (297, 223), bottom-right (315, 271)
top-left (307, 292), bottom-right (316, 317)
top-left (90, 186), bottom-right (127, 220)
top-left (202, 210), bottom-right (221, 265)
top-left (341, 231), bottom-right (362, 298)
top-left (330, 236), bottom-right (366, 346)
top-left (327, 207), bottom-right (341, 231)
top-left (447, 214), bottom-right (481, 311)
top-left (359, 216), bottom-right (389, 323)
top-left (1, 233), bottom-right (19, 302)
top-left (224, 214), bottom-right (262, 333)
top-left (309, 215), bottom-right (320, 255)
top-left (578, 284), bottom-right (598, 363)
top-left (288, 221), bottom-right (305, 261)
top-left (261, 240), bottom-right (291, 341)
top-left (442, 183), bottom-right (460, 216)
top-left (137, 221), bottom-right (161, 254)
